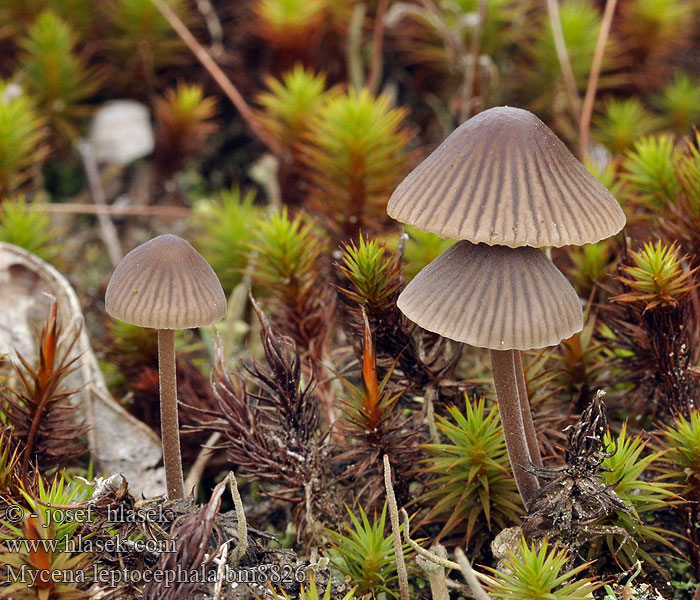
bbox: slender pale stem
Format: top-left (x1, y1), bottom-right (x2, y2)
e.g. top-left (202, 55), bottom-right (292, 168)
top-left (514, 350), bottom-right (543, 468)
top-left (158, 329), bottom-right (185, 500)
top-left (490, 349), bottom-right (540, 510)
top-left (366, 0), bottom-right (389, 94)
top-left (545, 0), bottom-right (581, 122)
top-left (454, 547), bottom-right (490, 600)
top-left (383, 455), bottom-right (410, 600)
top-left (579, 0), bottom-right (618, 159)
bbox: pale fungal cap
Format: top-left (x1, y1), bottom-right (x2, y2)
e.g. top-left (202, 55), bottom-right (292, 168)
top-left (387, 106), bottom-right (626, 248)
top-left (397, 241), bottom-right (583, 350)
top-left (105, 234), bottom-right (227, 330)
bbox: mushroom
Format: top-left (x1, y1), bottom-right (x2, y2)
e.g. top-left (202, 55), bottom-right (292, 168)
top-left (388, 106), bottom-right (625, 248)
top-left (105, 234), bottom-right (227, 499)
top-left (397, 241), bottom-right (583, 505)
top-left (387, 106), bottom-right (625, 509)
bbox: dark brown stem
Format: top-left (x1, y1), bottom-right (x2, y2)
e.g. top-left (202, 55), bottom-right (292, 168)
top-left (490, 349), bottom-right (540, 510)
top-left (514, 350), bottom-right (542, 468)
top-left (158, 329), bottom-right (185, 500)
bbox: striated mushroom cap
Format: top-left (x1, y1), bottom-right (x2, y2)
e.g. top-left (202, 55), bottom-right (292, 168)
top-left (105, 234), bottom-right (227, 330)
top-left (387, 106), bottom-right (625, 248)
top-left (397, 241), bottom-right (583, 350)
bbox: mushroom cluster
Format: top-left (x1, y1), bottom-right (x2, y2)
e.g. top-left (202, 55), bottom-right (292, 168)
top-left (388, 106), bottom-right (626, 509)
top-left (105, 234), bottom-right (227, 500)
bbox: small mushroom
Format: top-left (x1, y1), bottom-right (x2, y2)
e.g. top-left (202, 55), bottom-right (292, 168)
top-left (387, 106), bottom-right (626, 510)
top-left (397, 241), bottom-right (582, 506)
top-left (105, 234), bottom-right (227, 499)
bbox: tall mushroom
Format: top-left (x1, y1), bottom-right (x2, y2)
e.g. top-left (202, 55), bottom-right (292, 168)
top-left (387, 106), bottom-right (625, 509)
top-left (105, 234), bottom-right (227, 499)
top-left (397, 242), bottom-right (583, 505)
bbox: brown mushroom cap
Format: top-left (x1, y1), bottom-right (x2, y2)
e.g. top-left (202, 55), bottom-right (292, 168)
top-left (105, 234), bottom-right (227, 329)
top-left (397, 241), bottom-right (583, 350)
top-left (387, 106), bottom-right (626, 248)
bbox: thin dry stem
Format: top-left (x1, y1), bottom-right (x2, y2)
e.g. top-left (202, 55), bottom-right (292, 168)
top-left (194, 0), bottom-right (223, 56)
top-left (399, 508), bottom-right (460, 570)
top-left (31, 203), bottom-right (191, 218)
top-left (454, 547), bottom-right (491, 600)
top-left (367, 0), bottom-right (390, 94)
top-left (545, 0), bottom-right (581, 121)
top-left (347, 3), bottom-right (366, 91)
top-left (184, 431), bottom-right (221, 495)
top-left (693, 580), bottom-right (700, 600)
top-left (149, 0), bottom-right (282, 156)
top-left (418, 544), bottom-right (449, 600)
top-left (383, 455), bottom-right (410, 600)
top-left (579, 0), bottom-right (618, 159)
top-left (425, 385), bottom-right (439, 443)
top-left (227, 471), bottom-right (248, 564)
top-left (212, 541), bottom-right (228, 600)
top-left (77, 140), bottom-right (122, 267)
top-left (459, 0), bottom-right (487, 122)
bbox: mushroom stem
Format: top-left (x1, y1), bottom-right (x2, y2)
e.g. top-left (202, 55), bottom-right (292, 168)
top-left (158, 329), bottom-right (185, 500)
top-left (490, 349), bottom-right (540, 510)
top-left (514, 350), bottom-right (543, 469)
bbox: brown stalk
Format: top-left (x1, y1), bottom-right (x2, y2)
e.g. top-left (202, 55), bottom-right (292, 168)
top-left (158, 329), bottom-right (185, 500)
top-left (514, 350), bottom-right (543, 469)
top-left (579, 0), bottom-right (618, 159)
top-left (490, 349), bottom-right (540, 510)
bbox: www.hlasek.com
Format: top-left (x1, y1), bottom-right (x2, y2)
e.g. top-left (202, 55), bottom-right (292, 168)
top-left (3, 562), bottom-right (309, 588)
top-left (3, 533), bottom-right (176, 555)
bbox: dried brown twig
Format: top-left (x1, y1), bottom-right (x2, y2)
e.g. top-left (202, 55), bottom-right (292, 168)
top-left (30, 203), bottom-right (191, 218)
top-left (149, 0), bottom-right (283, 156)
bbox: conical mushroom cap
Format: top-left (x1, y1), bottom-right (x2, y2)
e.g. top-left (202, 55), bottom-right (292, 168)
top-left (397, 241), bottom-right (583, 350)
top-left (387, 106), bottom-right (625, 248)
top-left (105, 234), bottom-right (227, 330)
